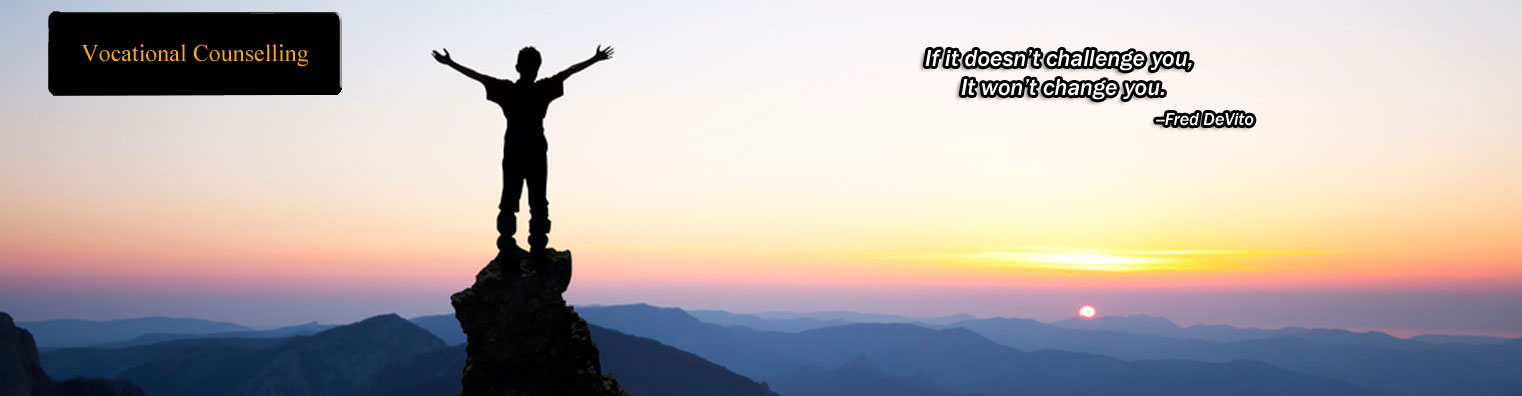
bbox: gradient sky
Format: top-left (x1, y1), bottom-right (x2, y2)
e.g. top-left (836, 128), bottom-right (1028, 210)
top-left (2, 1), bottom-right (1520, 336)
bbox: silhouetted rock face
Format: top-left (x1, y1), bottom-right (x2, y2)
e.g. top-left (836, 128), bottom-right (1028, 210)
top-left (1, 312), bottom-right (52, 396)
top-left (451, 250), bottom-right (626, 396)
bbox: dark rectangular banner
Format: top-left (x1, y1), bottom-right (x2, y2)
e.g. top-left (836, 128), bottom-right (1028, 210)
top-left (48, 12), bottom-right (340, 95)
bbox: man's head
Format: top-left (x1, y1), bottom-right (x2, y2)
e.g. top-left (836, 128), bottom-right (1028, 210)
top-left (516, 46), bottom-right (541, 81)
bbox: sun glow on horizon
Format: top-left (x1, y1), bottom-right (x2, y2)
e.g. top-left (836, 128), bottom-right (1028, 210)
top-left (976, 251), bottom-right (1172, 272)
top-left (954, 247), bottom-right (1323, 273)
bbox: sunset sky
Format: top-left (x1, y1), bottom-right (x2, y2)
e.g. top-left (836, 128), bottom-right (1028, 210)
top-left (3, 1), bottom-right (1521, 336)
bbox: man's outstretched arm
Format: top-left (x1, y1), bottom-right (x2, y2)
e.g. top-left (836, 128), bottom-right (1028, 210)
top-left (548, 45), bottom-right (614, 82)
top-left (432, 48), bottom-right (496, 83)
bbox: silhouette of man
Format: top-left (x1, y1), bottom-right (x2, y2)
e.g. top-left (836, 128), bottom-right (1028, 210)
top-left (433, 45), bottom-right (614, 256)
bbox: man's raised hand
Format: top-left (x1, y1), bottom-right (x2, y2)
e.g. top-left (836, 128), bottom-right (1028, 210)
top-left (432, 48), bottom-right (453, 64)
top-left (593, 45), bottom-right (614, 61)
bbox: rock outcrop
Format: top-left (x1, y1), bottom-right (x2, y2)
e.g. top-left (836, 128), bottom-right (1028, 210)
top-left (3, 312), bottom-right (153, 396)
top-left (451, 249), bottom-right (626, 396)
top-left (1, 312), bottom-right (52, 396)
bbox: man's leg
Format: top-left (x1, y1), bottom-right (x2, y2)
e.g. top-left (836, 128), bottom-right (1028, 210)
top-left (526, 149), bottom-right (550, 252)
top-left (497, 156), bottom-right (526, 256)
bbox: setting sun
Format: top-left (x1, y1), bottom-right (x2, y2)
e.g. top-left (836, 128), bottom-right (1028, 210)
top-left (1079, 305), bottom-right (1097, 319)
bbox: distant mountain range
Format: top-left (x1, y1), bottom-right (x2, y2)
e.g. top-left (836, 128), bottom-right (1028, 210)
top-left (579, 304), bottom-right (1384, 396)
top-left (28, 309), bottom-right (1511, 350)
top-left (21, 305), bottom-right (1522, 396)
top-left (950, 316), bottom-right (1522, 395)
top-left (89, 322), bottom-right (338, 349)
top-left (1409, 334), bottom-right (1515, 345)
top-left (684, 306), bottom-right (1522, 396)
top-left (686, 310), bottom-right (854, 333)
top-left (37, 312), bottom-right (776, 396)
top-left (766, 355), bottom-right (956, 396)
top-left (19, 317), bottom-right (252, 348)
top-left (686, 309), bottom-right (975, 332)
top-left (406, 314), bottom-right (464, 346)
top-left (667, 306), bottom-right (1522, 396)
top-left (1046, 314), bottom-right (1438, 348)
top-left (75, 314), bottom-right (442, 396)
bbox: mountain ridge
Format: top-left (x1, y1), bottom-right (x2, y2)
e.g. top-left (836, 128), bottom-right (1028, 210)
top-left (582, 304), bottom-right (1385, 396)
top-left (19, 317), bottom-right (251, 348)
top-left (39, 313), bottom-right (776, 396)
